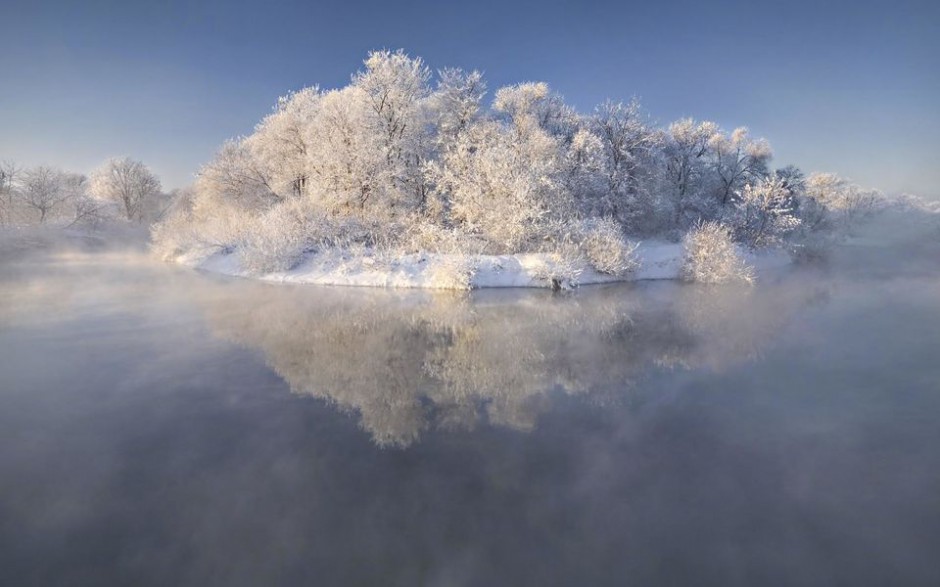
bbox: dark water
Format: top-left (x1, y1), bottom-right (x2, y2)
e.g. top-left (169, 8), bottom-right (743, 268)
top-left (1, 233), bottom-right (939, 586)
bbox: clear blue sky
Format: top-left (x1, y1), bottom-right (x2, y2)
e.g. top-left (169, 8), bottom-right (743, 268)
top-left (1, 0), bottom-right (937, 198)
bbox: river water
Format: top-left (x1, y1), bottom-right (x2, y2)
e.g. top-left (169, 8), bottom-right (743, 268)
top-left (1, 231), bottom-right (938, 586)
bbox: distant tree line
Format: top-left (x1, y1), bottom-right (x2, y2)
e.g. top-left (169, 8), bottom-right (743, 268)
top-left (0, 157), bottom-right (164, 228)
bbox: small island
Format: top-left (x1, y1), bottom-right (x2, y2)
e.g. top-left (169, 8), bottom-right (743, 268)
top-left (150, 50), bottom-right (904, 289)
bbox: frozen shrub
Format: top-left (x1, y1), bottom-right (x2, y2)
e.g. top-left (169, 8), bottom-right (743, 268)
top-left (69, 195), bottom-right (113, 230)
top-left (426, 256), bottom-right (477, 290)
top-left (150, 191), bottom-right (206, 260)
top-left (201, 210), bottom-right (252, 251)
top-left (152, 203), bottom-right (252, 260)
top-left (530, 244), bottom-right (585, 290)
top-left (150, 209), bottom-right (193, 260)
top-left (238, 200), bottom-right (319, 274)
top-left (404, 220), bottom-right (460, 253)
top-left (363, 218), bottom-right (409, 251)
top-left (577, 218), bottom-right (640, 276)
top-left (403, 219), bottom-right (487, 255)
top-left (681, 221), bottom-right (754, 284)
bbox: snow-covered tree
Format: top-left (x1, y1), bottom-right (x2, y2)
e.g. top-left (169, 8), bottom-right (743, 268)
top-left (708, 126), bottom-right (772, 205)
top-left (730, 173), bottom-right (801, 247)
top-left (430, 117), bottom-right (571, 252)
top-left (776, 165), bottom-right (829, 237)
top-left (0, 161), bottom-right (20, 223)
top-left (423, 68), bottom-right (487, 220)
top-left (576, 217), bottom-right (640, 276)
top-left (89, 157), bottom-right (161, 222)
top-left (195, 139), bottom-right (281, 217)
top-left (588, 99), bottom-right (661, 227)
top-left (493, 82), bottom-right (578, 140)
top-left (304, 86), bottom-right (384, 212)
top-left (564, 127), bottom-right (608, 212)
top-left (776, 165), bottom-right (806, 199)
top-left (660, 118), bottom-right (720, 229)
top-left (248, 87), bottom-right (322, 199)
top-left (805, 172), bottom-right (880, 230)
top-left (352, 49), bottom-right (433, 210)
top-left (20, 166), bottom-right (69, 223)
top-left (429, 68), bottom-right (487, 148)
top-left (59, 172), bottom-right (110, 227)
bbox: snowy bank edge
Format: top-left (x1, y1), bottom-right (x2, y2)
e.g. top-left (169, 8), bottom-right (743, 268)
top-left (175, 241), bottom-right (790, 289)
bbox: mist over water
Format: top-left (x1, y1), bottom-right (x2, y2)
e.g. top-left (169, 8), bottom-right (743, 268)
top-left (0, 223), bottom-right (938, 586)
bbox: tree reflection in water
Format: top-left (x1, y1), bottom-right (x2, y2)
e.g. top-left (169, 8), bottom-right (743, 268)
top-left (200, 279), bottom-right (828, 447)
top-left (0, 244), bottom-right (832, 449)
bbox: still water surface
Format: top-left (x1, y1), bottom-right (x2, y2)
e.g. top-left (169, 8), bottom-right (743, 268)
top-left (1, 237), bottom-right (938, 586)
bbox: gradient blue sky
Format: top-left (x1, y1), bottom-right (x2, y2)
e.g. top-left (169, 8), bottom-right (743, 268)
top-left (1, 0), bottom-right (938, 198)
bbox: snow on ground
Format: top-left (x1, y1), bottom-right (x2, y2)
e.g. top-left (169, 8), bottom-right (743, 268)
top-left (176, 240), bottom-right (791, 289)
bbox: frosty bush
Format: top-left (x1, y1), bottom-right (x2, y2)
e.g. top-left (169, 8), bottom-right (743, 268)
top-left (426, 256), bottom-right (477, 290)
top-left (530, 244), bottom-right (585, 290)
top-left (153, 204), bottom-right (251, 260)
top-left (681, 221), bottom-right (754, 284)
top-left (69, 194), bottom-right (113, 229)
top-left (238, 200), bottom-right (319, 274)
top-left (403, 219), bottom-right (485, 255)
top-left (577, 218), bottom-right (640, 276)
top-left (150, 209), bottom-right (195, 260)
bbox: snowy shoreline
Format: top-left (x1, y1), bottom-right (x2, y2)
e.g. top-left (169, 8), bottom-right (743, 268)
top-left (176, 241), bottom-right (791, 289)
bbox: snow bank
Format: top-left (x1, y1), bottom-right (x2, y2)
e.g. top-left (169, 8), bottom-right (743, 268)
top-left (176, 240), bottom-right (790, 289)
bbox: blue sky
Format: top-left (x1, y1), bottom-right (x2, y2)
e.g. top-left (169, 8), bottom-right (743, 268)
top-left (1, 0), bottom-right (938, 198)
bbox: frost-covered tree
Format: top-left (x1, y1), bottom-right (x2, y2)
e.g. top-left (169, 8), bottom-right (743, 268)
top-left (430, 117), bottom-right (570, 252)
top-left (588, 99), bottom-right (661, 227)
top-left (61, 173), bottom-right (114, 228)
top-left (0, 161), bottom-right (20, 223)
top-left (429, 68), bottom-right (486, 148)
top-left (576, 217), bottom-right (640, 276)
top-left (1, 163), bottom-right (114, 226)
top-left (730, 173), bottom-right (801, 247)
top-left (805, 172), bottom-right (880, 230)
top-left (20, 166), bottom-right (70, 223)
top-left (352, 50), bottom-right (433, 210)
top-left (564, 127), bottom-right (608, 212)
top-left (248, 87), bottom-right (322, 199)
top-left (776, 165), bottom-right (806, 199)
top-left (195, 139), bottom-right (282, 219)
top-left (423, 68), bottom-right (487, 220)
top-left (660, 118), bottom-right (720, 229)
top-left (493, 82), bottom-right (579, 140)
top-left (303, 86), bottom-right (384, 212)
top-left (89, 157), bottom-right (161, 222)
top-left (290, 51), bottom-right (435, 217)
top-left (708, 127), bottom-right (772, 206)
top-left (776, 165), bottom-right (829, 237)
top-left (424, 81), bottom-right (583, 251)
